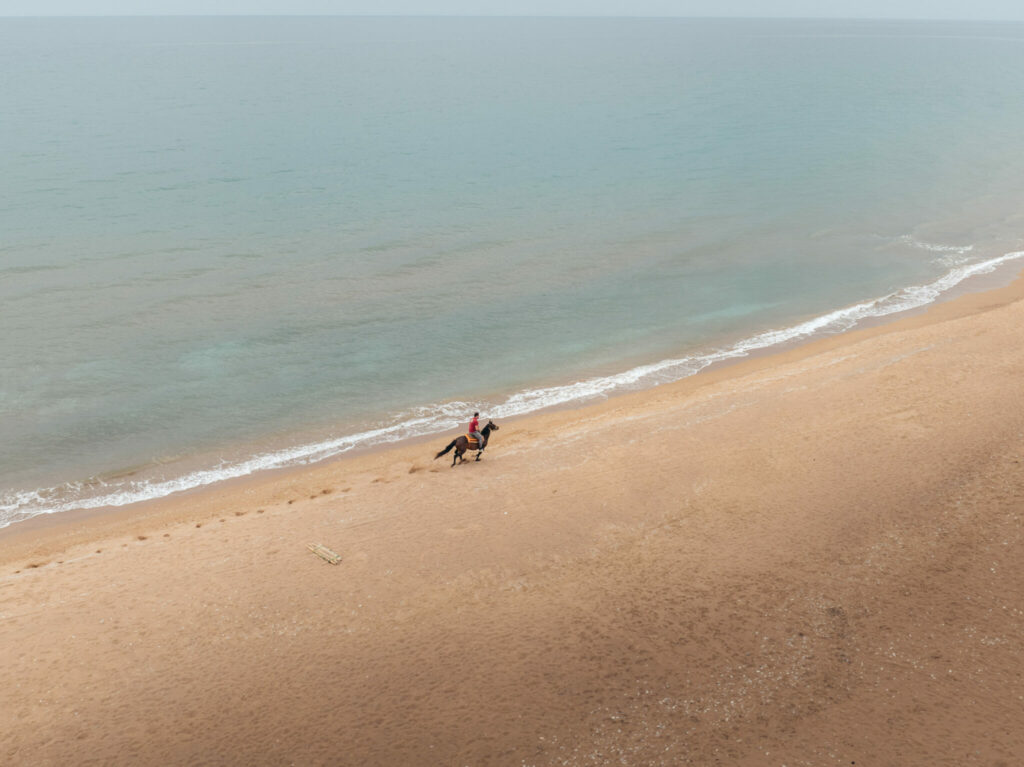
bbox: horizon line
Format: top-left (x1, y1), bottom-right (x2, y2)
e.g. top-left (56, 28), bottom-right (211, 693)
top-left (2, 13), bottom-right (1022, 21)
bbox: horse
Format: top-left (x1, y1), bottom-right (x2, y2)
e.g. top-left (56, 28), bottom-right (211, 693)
top-left (434, 420), bottom-right (499, 466)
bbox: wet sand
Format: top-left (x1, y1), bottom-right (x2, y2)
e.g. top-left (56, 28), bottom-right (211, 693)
top-left (2, 275), bottom-right (1024, 766)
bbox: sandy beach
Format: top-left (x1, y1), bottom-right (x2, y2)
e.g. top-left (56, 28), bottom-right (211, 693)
top-left (3, 275), bottom-right (1024, 766)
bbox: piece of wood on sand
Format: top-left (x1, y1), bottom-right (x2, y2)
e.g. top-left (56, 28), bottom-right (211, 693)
top-left (307, 543), bottom-right (342, 565)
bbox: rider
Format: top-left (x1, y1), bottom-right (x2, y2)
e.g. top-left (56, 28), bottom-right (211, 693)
top-left (468, 412), bottom-right (484, 450)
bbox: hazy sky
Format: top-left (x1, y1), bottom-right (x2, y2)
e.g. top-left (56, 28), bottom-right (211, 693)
top-left (4, 0), bottom-right (1024, 19)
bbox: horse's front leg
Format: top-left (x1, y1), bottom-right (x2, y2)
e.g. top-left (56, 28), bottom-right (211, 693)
top-left (475, 450), bottom-right (482, 461)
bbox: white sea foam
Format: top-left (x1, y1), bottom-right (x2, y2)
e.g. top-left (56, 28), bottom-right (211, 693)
top-left (3, 249), bottom-right (1022, 528)
top-left (900, 235), bottom-right (975, 255)
top-left (900, 235), bottom-right (975, 267)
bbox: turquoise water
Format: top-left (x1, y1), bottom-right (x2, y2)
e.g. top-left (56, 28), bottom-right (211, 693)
top-left (4, 17), bottom-right (1024, 526)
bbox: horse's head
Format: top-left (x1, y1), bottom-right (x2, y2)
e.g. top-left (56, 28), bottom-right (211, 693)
top-left (485, 420), bottom-right (499, 432)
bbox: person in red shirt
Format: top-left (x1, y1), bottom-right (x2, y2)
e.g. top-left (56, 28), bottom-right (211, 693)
top-left (468, 412), bottom-right (484, 449)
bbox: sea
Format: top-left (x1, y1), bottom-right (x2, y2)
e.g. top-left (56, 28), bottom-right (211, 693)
top-left (3, 15), bottom-right (1024, 529)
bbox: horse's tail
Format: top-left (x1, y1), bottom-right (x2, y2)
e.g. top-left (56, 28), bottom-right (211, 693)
top-left (434, 439), bottom-right (457, 460)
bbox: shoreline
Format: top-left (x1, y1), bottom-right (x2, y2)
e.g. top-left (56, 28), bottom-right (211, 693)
top-left (4, 250), bottom-right (1022, 537)
top-left (3, 260), bottom-right (1024, 764)
top-left (4, 261), bottom-right (1024, 563)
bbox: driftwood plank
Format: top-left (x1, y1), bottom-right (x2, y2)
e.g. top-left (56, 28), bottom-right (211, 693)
top-left (307, 543), bottom-right (342, 565)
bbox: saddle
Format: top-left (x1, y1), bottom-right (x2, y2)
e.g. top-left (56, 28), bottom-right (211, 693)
top-left (465, 434), bottom-right (481, 448)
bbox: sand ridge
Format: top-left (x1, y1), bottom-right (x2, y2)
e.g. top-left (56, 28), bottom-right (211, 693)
top-left (2, 276), bottom-right (1024, 765)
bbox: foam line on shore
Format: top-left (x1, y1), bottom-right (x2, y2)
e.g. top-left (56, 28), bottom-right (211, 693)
top-left (3, 249), bottom-right (1022, 528)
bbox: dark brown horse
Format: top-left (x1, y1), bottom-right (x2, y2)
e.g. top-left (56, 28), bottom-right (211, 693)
top-left (434, 420), bottom-right (499, 466)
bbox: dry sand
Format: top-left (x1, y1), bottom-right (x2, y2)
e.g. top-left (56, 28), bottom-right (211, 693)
top-left (2, 275), bottom-right (1024, 766)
